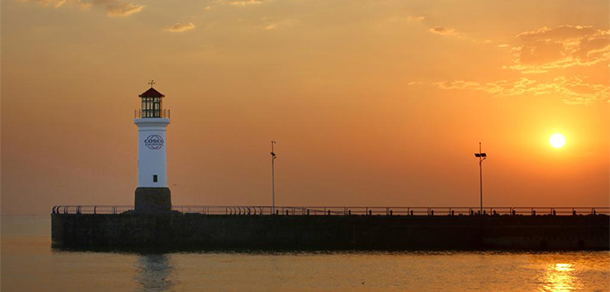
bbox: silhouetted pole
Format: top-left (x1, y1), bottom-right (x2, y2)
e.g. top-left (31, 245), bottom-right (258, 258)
top-left (270, 141), bottom-right (277, 214)
top-left (474, 142), bottom-right (487, 214)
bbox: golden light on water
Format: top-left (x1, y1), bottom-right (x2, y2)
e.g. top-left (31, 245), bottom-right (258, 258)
top-left (541, 263), bottom-right (579, 292)
top-left (554, 263), bottom-right (574, 272)
top-left (549, 134), bottom-right (566, 148)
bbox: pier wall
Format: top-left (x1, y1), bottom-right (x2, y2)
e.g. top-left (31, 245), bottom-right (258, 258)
top-left (51, 214), bottom-right (609, 250)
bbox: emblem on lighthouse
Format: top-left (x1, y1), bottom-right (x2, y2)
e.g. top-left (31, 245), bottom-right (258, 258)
top-left (144, 135), bottom-right (164, 150)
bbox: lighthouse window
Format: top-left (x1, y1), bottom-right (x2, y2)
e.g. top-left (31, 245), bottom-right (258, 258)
top-left (153, 175), bottom-right (158, 183)
top-left (153, 98), bottom-right (161, 117)
top-left (140, 97), bottom-right (163, 118)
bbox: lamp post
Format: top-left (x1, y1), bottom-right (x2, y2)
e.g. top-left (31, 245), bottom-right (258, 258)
top-left (270, 141), bottom-right (277, 214)
top-left (474, 142), bottom-right (487, 214)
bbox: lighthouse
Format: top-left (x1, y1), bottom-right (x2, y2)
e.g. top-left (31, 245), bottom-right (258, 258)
top-left (134, 83), bottom-right (171, 213)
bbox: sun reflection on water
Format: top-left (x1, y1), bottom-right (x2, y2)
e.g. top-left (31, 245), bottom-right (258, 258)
top-left (554, 264), bottom-right (573, 272)
top-left (540, 263), bottom-right (580, 292)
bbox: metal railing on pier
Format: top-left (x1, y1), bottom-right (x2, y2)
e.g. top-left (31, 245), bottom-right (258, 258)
top-left (52, 205), bottom-right (134, 215)
top-left (52, 205), bottom-right (609, 216)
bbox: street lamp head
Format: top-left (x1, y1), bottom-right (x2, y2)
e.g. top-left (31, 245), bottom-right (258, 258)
top-left (271, 141), bottom-right (277, 158)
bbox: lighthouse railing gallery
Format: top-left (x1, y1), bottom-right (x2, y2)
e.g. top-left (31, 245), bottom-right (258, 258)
top-left (134, 109), bottom-right (171, 119)
top-left (52, 205), bottom-right (609, 216)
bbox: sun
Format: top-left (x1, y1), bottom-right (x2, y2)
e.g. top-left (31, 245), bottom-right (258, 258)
top-left (549, 133), bottom-right (566, 148)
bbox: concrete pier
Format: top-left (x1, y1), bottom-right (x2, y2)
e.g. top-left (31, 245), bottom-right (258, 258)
top-left (51, 213), bottom-right (609, 250)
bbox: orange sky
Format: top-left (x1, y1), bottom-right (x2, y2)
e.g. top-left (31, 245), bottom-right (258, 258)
top-left (2, 0), bottom-right (609, 215)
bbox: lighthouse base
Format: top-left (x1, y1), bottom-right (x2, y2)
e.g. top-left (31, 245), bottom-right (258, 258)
top-left (134, 187), bottom-right (172, 213)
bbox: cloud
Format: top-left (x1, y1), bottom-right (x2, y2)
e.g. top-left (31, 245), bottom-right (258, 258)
top-left (383, 15), bottom-right (425, 25)
top-left (429, 24), bottom-right (609, 105)
top-left (17, 0), bottom-right (59, 7)
top-left (104, 1), bottom-right (144, 17)
top-left (230, 0), bottom-right (262, 6)
top-left (429, 26), bottom-right (459, 36)
top-left (17, 0), bottom-right (144, 17)
top-left (406, 16), bottom-right (425, 22)
top-left (435, 76), bottom-right (609, 105)
top-left (260, 18), bottom-right (296, 31)
top-left (508, 25), bottom-right (610, 73)
top-left (17, 0), bottom-right (67, 8)
top-left (205, 5), bottom-right (211, 10)
top-left (163, 22), bottom-right (196, 33)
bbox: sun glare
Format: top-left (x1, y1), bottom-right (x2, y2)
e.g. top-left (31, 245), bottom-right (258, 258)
top-left (549, 133), bottom-right (566, 148)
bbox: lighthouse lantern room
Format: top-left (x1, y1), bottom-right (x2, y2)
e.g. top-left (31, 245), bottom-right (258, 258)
top-left (134, 83), bottom-right (172, 213)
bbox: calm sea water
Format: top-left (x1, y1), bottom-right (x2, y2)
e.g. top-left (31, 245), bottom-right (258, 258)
top-left (1, 216), bottom-right (609, 292)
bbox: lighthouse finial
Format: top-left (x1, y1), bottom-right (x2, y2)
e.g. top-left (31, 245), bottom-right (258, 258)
top-left (148, 80), bottom-right (156, 88)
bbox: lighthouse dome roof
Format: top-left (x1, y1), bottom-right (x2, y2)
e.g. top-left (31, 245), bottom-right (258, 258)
top-left (139, 88), bottom-right (165, 98)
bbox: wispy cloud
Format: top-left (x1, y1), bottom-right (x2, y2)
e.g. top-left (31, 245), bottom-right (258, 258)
top-left (230, 0), bottom-right (262, 6)
top-left (507, 25), bottom-right (610, 73)
top-left (164, 22), bottom-right (196, 33)
top-left (259, 18), bottom-right (296, 31)
top-left (435, 76), bottom-right (609, 105)
top-left (17, 0), bottom-right (145, 17)
top-left (424, 24), bottom-right (609, 105)
top-left (406, 16), bottom-right (425, 22)
top-left (17, 0), bottom-right (66, 8)
top-left (429, 26), bottom-right (459, 36)
top-left (104, 1), bottom-right (144, 17)
top-left (383, 15), bottom-right (425, 26)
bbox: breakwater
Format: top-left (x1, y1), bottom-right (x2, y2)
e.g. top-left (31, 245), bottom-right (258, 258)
top-left (51, 211), bottom-right (609, 250)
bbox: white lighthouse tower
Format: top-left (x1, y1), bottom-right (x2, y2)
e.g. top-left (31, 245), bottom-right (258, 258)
top-left (134, 83), bottom-right (172, 213)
